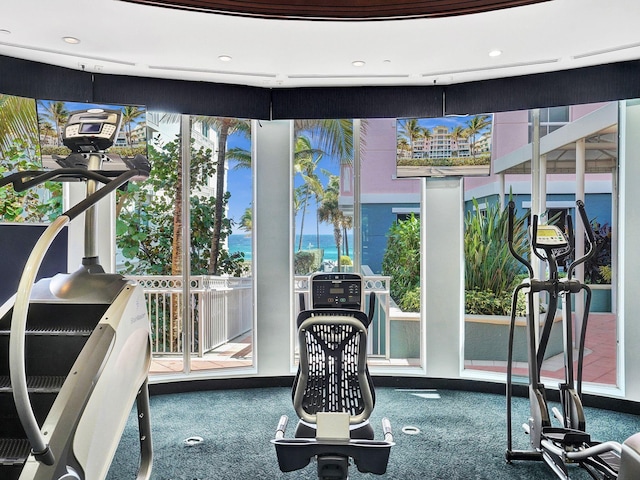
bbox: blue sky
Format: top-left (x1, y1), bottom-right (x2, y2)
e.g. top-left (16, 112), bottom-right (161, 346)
top-left (226, 132), bottom-right (341, 236)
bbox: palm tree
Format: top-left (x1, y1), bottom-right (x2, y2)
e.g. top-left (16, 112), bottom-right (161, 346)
top-left (122, 106), bottom-right (145, 146)
top-left (465, 115), bottom-right (491, 159)
top-left (294, 136), bottom-right (324, 251)
top-left (449, 125), bottom-right (466, 157)
top-left (204, 117), bottom-right (251, 275)
top-left (37, 100), bottom-right (68, 147)
top-left (397, 118), bottom-right (424, 158)
top-left (0, 94), bottom-right (39, 157)
top-left (317, 174), bottom-right (352, 270)
top-left (239, 206), bottom-right (252, 233)
top-left (294, 119), bottom-right (353, 165)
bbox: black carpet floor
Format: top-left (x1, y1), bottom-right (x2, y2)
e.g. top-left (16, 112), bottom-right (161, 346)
top-left (107, 387), bottom-right (640, 479)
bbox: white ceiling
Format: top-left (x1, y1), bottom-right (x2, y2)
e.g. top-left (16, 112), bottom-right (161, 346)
top-left (1, 0), bottom-right (640, 89)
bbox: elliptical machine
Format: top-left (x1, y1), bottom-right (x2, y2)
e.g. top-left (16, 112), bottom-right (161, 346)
top-left (272, 272), bottom-right (394, 480)
top-left (505, 200), bottom-right (640, 479)
top-left (0, 108), bottom-right (152, 479)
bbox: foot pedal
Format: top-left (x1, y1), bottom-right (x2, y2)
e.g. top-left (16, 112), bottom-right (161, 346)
top-left (543, 427), bottom-right (590, 446)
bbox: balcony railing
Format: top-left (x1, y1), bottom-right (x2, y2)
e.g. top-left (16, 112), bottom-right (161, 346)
top-left (130, 275), bottom-right (252, 356)
top-left (130, 274), bottom-right (391, 359)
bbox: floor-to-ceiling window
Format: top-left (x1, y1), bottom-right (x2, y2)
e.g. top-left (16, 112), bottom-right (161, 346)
top-left (463, 102), bottom-right (619, 391)
top-left (116, 113), bottom-right (255, 376)
top-left (290, 118), bottom-right (425, 370)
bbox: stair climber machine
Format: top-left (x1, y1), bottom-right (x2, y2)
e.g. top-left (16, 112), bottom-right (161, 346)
top-left (0, 108), bottom-right (153, 480)
top-left (505, 200), bottom-right (640, 479)
top-left (272, 272), bottom-right (395, 480)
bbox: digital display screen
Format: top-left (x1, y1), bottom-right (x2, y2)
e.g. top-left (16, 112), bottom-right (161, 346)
top-left (329, 288), bottom-right (344, 294)
top-left (80, 123), bottom-right (102, 134)
top-left (537, 228), bottom-right (556, 237)
top-left (396, 114), bottom-right (493, 178)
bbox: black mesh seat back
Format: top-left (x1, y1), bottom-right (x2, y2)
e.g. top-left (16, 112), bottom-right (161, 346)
top-left (293, 310), bottom-right (374, 426)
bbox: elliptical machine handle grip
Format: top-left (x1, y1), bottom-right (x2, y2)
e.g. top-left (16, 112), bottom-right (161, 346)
top-left (568, 200), bottom-right (597, 277)
top-left (508, 201), bottom-right (515, 244)
top-left (507, 201), bottom-right (533, 277)
top-left (576, 200), bottom-right (596, 246)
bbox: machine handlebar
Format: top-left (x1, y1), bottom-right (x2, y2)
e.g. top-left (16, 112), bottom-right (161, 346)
top-left (567, 200), bottom-right (597, 279)
top-left (507, 201), bottom-right (534, 278)
top-left (382, 418), bottom-right (394, 443)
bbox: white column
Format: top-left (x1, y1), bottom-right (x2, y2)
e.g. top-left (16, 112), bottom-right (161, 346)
top-left (423, 177), bottom-right (464, 377)
top-left (254, 120), bottom-right (295, 377)
top-left (353, 119), bottom-right (362, 271)
top-left (530, 109), bottom-right (542, 342)
top-left (575, 138), bottom-right (586, 339)
top-left (180, 114), bottom-right (192, 374)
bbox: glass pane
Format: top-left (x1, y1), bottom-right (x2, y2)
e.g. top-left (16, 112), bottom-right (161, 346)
top-left (464, 103), bottom-right (618, 390)
top-left (116, 114), bottom-right (254, 375)
top-left (362, 119), bottom-right (422, 365)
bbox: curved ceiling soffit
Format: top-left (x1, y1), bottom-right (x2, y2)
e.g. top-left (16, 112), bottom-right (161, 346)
top-left (119, 0), bottom-right (551, 20)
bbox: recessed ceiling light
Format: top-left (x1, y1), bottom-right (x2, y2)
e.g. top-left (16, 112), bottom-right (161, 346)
top-left (489, 49), bottom-right (502, 57)
top-left (352, 60), bottom-right (366, 67)
top-left (218, 55), bottom-right (232, 62)
top-left (63, 36), bottom-right (80, 44)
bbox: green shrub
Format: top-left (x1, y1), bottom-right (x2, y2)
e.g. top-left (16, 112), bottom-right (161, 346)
top-left (294, 251), bottom-right (315, 275)
top-left (340, 255), bottom-right (353, 266)
top-left (399, 286), bottom-right (420, 312)
top-left (465, 287), bottom-right (527, 316)
top-left (382, 214), bottom-right (420, 306)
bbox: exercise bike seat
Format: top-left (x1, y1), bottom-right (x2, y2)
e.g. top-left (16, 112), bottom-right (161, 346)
top-left (619, 433), bottom-right (640, 480)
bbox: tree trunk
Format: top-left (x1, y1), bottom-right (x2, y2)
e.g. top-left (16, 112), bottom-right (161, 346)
top-left (171, 144), bottom-right (183, 352)
top-left (209, 123), bottom-right (229, 275)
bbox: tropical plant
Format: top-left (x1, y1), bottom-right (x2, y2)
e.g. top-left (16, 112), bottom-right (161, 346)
top-left (381, 214), bottom-right (420, 307)
top-left (317, 174), bottom-right (353, 270)
top-left (0, 94), bottom-right (39, 158)
top-left (116, 135), bottom-right (246, 277)
top-left (239, 205), bottom-right (252, 233)
top-left (464, 198), bottom-right (528, 315)
top-left (294, 251), bottom-right (315, 275)
top-left (0, 140), bottom-right (62, 222)
top-left (293, 136), bottom-right (324, 251)
top-left (202, 117), bottom-right (251, 275)
top-left (584, 221), bottom-right (612, 284)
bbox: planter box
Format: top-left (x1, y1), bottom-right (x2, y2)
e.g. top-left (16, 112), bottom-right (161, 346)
top-left (589, 284), bottom-right (612, 313)
top-left (464, 314), bottom-right (563, 363)
top-left (388, 307), bottom-right (420, 359)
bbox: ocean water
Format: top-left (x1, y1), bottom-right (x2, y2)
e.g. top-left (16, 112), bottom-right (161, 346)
top-left (229, 234), bottom-right (353, 262)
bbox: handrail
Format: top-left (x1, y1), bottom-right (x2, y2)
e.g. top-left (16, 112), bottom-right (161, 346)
top-left (7, 168), bottom-right (146, 466)
top-left (9, 215), bottom-right (69, 465)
